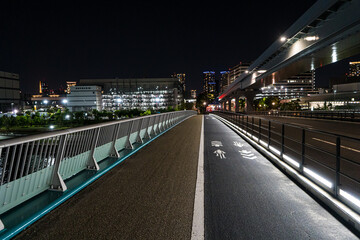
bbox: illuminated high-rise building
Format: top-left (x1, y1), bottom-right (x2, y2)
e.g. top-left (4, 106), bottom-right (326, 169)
top-left (190, 89), bottom-right (197, 99)
top-left (203, 71), bottom-right (216, 95)
top-left (220, 71), bottom-right (230, 93)
top-left (0, 71), bottom-right (20, 112)
top-left (171, 73), bottom-right (186, 93)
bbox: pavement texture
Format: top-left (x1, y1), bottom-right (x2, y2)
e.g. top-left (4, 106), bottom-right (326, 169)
top-left (15, 115), bottom-right (202, 240)
top-left (204, 115), bottom-right (358, 240)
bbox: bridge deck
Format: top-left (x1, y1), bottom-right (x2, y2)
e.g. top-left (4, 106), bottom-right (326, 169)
top-left (15, 116), bottom-right (202, 240)
top-left (14, 115), bottom-right (358, 239)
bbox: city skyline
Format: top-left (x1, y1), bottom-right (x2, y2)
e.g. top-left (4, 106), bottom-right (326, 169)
top-left (1, 0), bottom-right (317, 94)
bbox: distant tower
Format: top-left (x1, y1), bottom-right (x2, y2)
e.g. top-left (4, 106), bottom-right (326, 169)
top-left (39, 81), bottom-right (49, 95)
top-left (203, 71), bottom-right (216, 95)
top-left (220, 71), bottom-right (230, 93)
top-left (66, 81), bottom-right (77, 94)
top-left (191, 89), bottom-right (197, 99)
top-left (172, 73), bottom-right (186, 93)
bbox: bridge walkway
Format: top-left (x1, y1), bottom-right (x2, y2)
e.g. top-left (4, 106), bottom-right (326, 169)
top-left (14, 115), bottom-right (358, 239)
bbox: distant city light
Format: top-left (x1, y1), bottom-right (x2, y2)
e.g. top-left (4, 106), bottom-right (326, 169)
top-left (65, 114), bottom-right (70, 120)
top-left (49, 125), bottom-right (55, 129)
top-left (280, 36), bottom-right (287, 42)
top-left (62, 99), bottom-right (68, 104)
top-left (43, 99), bottom-right (49, 104)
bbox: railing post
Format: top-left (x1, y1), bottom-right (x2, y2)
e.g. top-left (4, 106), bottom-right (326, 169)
top-left (259, 118), bottom-right (261, 143)
top-left (125, 121), bottom-right (134, 149)
top-left (246, 116), bottom-right (249, 133)
top-left (268, 121), bottom-right (271, 148)
top-left (144, 117), bottom-right (152, 140)
top-left (88, 128), bottom-right (100, 170)
top-left (164, 113), bottom-right (170, 129)
top-left (110, 123), bottom-right (121, 158)
top-left (335, 136), bottom-right (341, 196)
top-left (136, 119), bottom-right (144, 144)
top-left (301, 129), bottom-right (305, 173)
top-left (252, 117), bottom-right (254, 136)
top-left (153, 115), bottom-right (160, 135)
top-left (281, 124), bottom-right (285, 157)
top-left (50, 134), bottom-right (68, 191)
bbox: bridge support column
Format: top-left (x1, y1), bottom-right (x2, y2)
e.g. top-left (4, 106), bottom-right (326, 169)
top-left (50, 135), bottom-right (68, 191)
top-left (87, 128), bottom-right (100, 170)
top-left (244, 91), bottom-right (256, 112)
top-left (235, 96), bottom-right (240, 113)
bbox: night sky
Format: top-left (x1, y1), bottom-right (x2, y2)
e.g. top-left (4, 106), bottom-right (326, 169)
top-left (0, 0), bottom-right (353, 94)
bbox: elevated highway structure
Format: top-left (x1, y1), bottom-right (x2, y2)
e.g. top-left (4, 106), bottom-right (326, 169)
top-left (220, 0), bottom-right (360, 111)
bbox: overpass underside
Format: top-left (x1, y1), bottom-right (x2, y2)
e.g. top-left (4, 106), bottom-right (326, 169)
top-left (220, 0), bottom-right (360, 108)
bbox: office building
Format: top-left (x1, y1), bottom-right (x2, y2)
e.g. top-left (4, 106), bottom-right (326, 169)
top-left (67, 86), bottom-right (102, 112)
top-left (78, 78), bottom-right (183, 111)
top-left (257, 71), bottom-right (318, 99)
top-left (228, 62), bottom-right (250, 84)
top-left (0, 71), bottom-right (20, 113)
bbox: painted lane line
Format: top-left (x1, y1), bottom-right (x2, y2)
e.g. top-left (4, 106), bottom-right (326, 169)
top-left (191, 115), bottom-right (204, 240)
top-left (312, 137), bottom-right (360, 153)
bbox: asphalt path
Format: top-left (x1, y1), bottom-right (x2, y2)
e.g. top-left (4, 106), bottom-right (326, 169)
top-left (204, 115), bottom-right (358, 239)
top-left (15, 115), bottom-right (202, 240)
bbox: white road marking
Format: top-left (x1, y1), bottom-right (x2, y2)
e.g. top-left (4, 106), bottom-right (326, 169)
top-left (191, 115), bottom-right (204, 240)
top-left (214, 149), bottom-right (226, 159)
top-left (211, 141), bottom-right (223, 147)
top-left (233, 141), bottom-right (244, 148)
top-left (312, 138), bottom-right (360, 153)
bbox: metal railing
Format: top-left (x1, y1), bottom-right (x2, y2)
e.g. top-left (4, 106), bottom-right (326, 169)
top-left (249, 110), bottom-right (360, 122)
top-left (214, 111), bottom-right (360, 215)
top-left (0, 110), bottom-right (196, 229)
